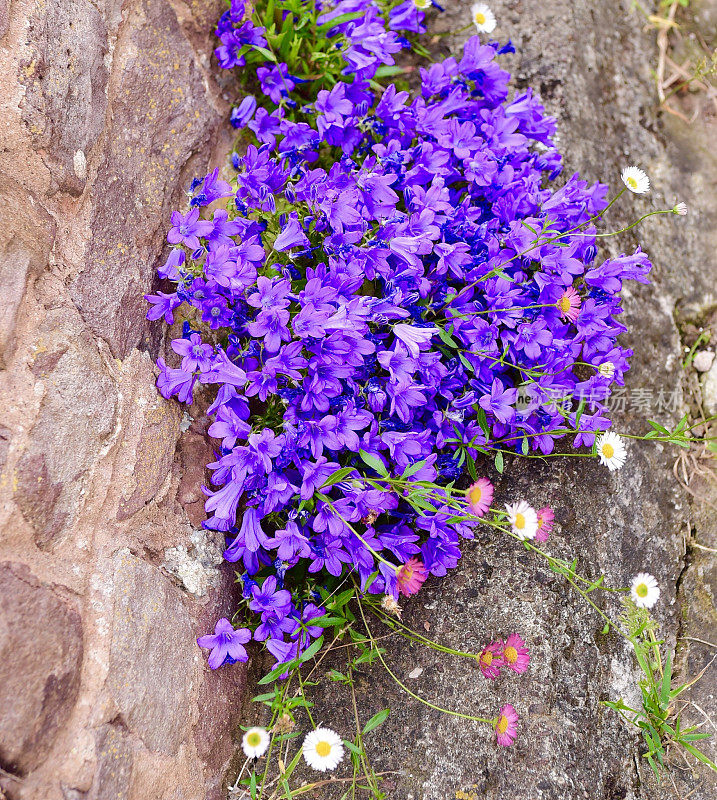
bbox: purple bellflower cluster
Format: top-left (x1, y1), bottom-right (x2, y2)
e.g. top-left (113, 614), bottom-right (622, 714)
top-left (147, 22), bottom-right (651, 670)
top-left (215, 0), bottom-right (426, 95)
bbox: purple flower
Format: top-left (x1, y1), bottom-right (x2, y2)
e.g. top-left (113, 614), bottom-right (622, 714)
top-left (171, 332), bottom-right (214, 373)
top-left (197, 618), bottom-right (251, 669)
top-left (249, 576), bottom-right (292, 616)
top-left (231, 95), bottom-right (257, 128)
top-left (145, 291), bottom-right (181, 324)
top-left (167, 208), bottom-right (213, 249)
top-left (274, 214), bottom-right (311, 252)
top-left (257, 62), bottom-right (296, 105)
top-left (479, 378), bottom-right (518, 424)
top-left (393, 323), bottom-right (438, 358)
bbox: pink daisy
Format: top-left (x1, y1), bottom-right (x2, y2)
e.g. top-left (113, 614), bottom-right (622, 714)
top-left (502, 633), bottom-right (530, 674)
top-left (557, 287), bottom-right (581, 322)
top-left (478, 640), bottom-right (504, 680)
top-left (535, 506), bottom-right (555, 542)
top-left (396, 558), bottom-right (428, 597)
top-left (494, 704), bottom-right (519, 746)
top-left (466, 478), bottom-right (494, 517)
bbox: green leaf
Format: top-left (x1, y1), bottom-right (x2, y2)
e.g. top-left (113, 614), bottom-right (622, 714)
top-left (477, 407), bottom-right (490, 438)
top-left (660, 652), bottom-right (672, 708)
top-left (316, 11), bottom-right (363, 34)
top-left (436, 327), bottom-right (458, 348)
top-left (362, 709), bottom-right (390, 735)
top-left (251, 45), bottom-right (277, 62)
top-left (343, 740), bottom-right (363, 755)
top-left (402, 459), bottom-right (427, 479)
top-left (465, 452), bottom-right (478, 481)
top-left (359, 449), bottom-right (388, 477)
top-left (304, 615), bottom-right (345, 628)
top-left (258, 660), bottom-right (298, 685)
top-left (298, 635), bottom-right (324, 663)
top-left (681, 740), bottom-right (717, 769)
top-left (494, 451), bottom-right (504, 474)
top-left (252, 691), bottom-right (277, 703)
top-left (374, 65), bottom-right (406, 78)
top-left (321, 466), bottom-right (356, 488)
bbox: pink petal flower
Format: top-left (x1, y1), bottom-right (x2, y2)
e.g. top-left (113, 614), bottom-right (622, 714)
top-left (494, 703), bottom-right (519, 746)
top-left (502, 633), bottom-right (530, 674)
top-left (535, 506), bottom-right (555, 542)
top-left (478, 639), bottom-right (504, 680)
top-left (397, 557), bottom-right (428, 597)
top-left (558, 286), bottom-right (581, 322)
top-left (467, 478), bottom-right (494, 517)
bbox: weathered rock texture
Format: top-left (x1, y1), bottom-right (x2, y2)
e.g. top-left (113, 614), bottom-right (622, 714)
top-left (1, 1), bottom-right (715, 799)
top-left (0, 2), bottom-right (245, 799)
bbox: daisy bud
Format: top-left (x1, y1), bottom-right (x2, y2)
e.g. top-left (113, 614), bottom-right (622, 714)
top-left (673, 202), bottom-right (687, 216)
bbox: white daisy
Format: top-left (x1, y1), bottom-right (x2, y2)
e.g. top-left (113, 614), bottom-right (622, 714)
top-left (504, 500), bottom-right (538, 540)
top-left (413, 0), bottom-right (432, 8)
top-left (302, 727), bottom-right (344, 772)
top-left (471, 3), bottom-right (496, 33)
top-left (621, 166), bottom-right (650, 194)
top-left (242, 727), bottom-right (270, 759)
top-left (595, 431), bottom-right (627, 471)
top-left (630, 573), bottom-right (660, 609)
top-left (673, 201), bottom-right (687, 216)
top-left (597, 361), bottom-right (615, 379)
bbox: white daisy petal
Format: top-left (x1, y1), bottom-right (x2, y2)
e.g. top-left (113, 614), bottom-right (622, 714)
top-left (242, 727), bottom-right (270, 759)
top-left (302, 727), bottom-right (345, 772)
top-left (597, 361), bottom-right (615, 379)
top-left (471, 3), bottom-right (497, 33)
top-left (621, 166), bottom-right (650, 194)
top-left (595, 431), bottom-right (627, 471)
top-left (630, 572), bottom-right (660, 608)
top-left (504, 500), bottom-right (538, 540)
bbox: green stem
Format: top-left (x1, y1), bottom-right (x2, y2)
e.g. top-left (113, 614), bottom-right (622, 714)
top-left (356, 596), bottom-right (494, 725)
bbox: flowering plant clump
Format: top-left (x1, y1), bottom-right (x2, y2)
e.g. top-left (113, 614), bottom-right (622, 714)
top-left (146, 1), bottom-right (713, 788)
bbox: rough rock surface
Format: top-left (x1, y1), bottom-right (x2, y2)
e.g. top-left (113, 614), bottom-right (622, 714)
top-left (1, 2), bottom-right (715, 800)
top-left (0, 2), bottom-right (245, 799)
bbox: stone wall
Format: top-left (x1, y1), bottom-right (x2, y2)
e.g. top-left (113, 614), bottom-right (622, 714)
top-left (0, 2), bottom-right (245, 798)
top-left (1, 1), bottom-right (715, 800)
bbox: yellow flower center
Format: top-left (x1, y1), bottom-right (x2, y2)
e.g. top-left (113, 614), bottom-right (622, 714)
top-left (636, 583), bottom-right (648, 598)
top-left (474, 12), bottom-right (486, 24)
top-left (481, 650), bottom-right (493, 666)
top-left (316, 741), bottom-right (332, 757)
top-left (627, 177), bottom-right (638, 189)
top-left (247, 732), bottom-right (261, 747)
top-left (504, 645), bottom-right (518, 664)
top-left (515, 513), bottom-right (525, 529)
top-left (496, 715), bottom-right (509, 734)
top-left (558, 295), bottom-right (571, 313)
top-left (602, 443), bottom-right (615, 459)
top-left (468, 485), bottom-right (483, 505)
